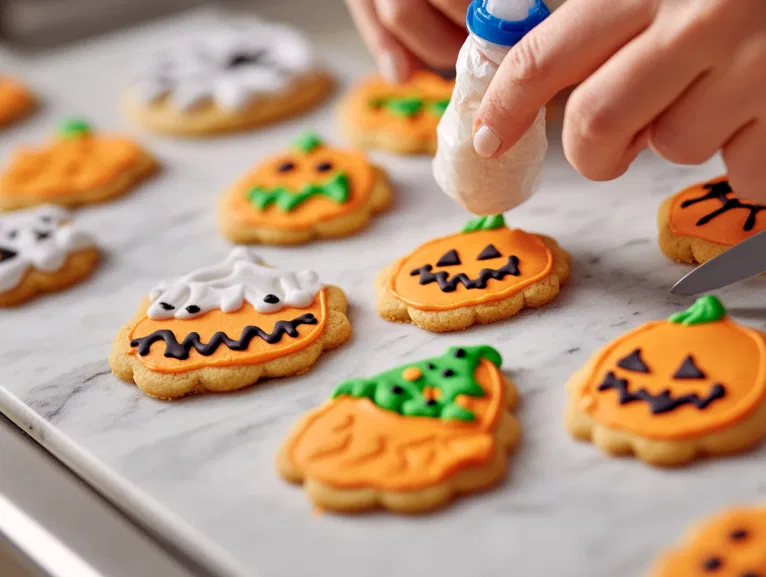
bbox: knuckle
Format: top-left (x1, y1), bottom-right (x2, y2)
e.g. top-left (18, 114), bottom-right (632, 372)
top-left (567, 89), bottom-right (618, 145)
top-left (376, 0), bottom-right (415, 28)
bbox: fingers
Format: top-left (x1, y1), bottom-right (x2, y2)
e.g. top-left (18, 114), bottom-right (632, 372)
top-left (374, 0), bottom-right (466, 69)
top-left (346, 0), bottom-right (419, 83)
top-left (473, 0), bottom-right (653, 158)
top-left (723, 121), bottom-right (766, 203)
top-left (428, 0), bottom-right (470, 27)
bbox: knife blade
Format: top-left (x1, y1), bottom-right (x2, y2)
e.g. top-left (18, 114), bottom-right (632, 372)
top-left (671, 228), bottom-right (766, 295)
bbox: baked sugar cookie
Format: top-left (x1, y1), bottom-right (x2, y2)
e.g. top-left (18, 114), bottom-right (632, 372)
top-left (0, 205), bottom-right (99, 306)
top-left (376, 214), bottom-right (570, 332)
top-left (124, 20), bottom-right (333, 136)
top-left (338, 71), bottom-right (454, 155)
top-left (566, 296), bottom-right (766, 467)
top-left (278, 345), bottom-right (520, 514)
top-left (659, 175), bottom-right (766, 265)
top-left (110, 248), bottom-right (351, 400)
top-left (0, 119), bottom-right (157, 212)
top-left (649, 506), bottom-right (766, 577)
top-left (0, 78), bottom-right (36, 128)
top-left (218, 133), bottom-right (391, 245)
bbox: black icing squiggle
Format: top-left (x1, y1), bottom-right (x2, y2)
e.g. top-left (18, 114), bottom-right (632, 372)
top-left (681, 180), bottom-right (766, 231)
top-left (130, 313), bottom-right (318, 360)
top-left (409, 256), bottom-right (520, 293)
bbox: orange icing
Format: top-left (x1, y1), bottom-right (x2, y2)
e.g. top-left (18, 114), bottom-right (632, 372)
top-left (0, 134), bottom-right (143, 199)
top-left (390, 227), bottom-right (553, 311)
top-left (286, 359), bottom-right (505, 491)
top-left (576, 318), bottom-right (766, 440)
top-left (652, 507), bottom-right (766, 577)
top-left (0, 79), bottom-right (33, 125)
top-left (347, 71), bottom-right (454, 141)
top-left (129, 290), bottom-right (328, 374)
top-left (224, 144), bottom-right (375, 231)
top-left (669, 175), bottom-right (766, 246)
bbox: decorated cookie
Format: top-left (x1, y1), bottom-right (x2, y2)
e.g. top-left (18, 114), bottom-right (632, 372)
top-left (566, 296), bottom-right (766, 467)
top-left (376, 214), bottom-right (570, 332)
top-left (278, 345), bottom-right (520, 513)
top-left (338, 71), bottom-right (454, 155)
top-left (0, 205), bottom-right (99, 306)
top-left (649, 506), bottom-right (766, 577)
top-left (110, 248), bottom-right (351, 399)
top-left (123, 20), bottom-right (333, 136)
top-left (0, 119), bottom-right (157, 212)
top-left (0, 78), bottom-right (36, 128)
top-left (218, 133), bottom-right (391, 245)
top-left (658, 175), bottom-right (766, 265)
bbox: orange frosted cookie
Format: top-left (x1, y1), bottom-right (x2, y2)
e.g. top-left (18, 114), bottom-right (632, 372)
top-left (566, 296), bottom-right (766, 467)
top-left (338, 71), bottom-right (454, 155)
top-left (217, 133), bottom-right (391, 245)
top-left (0, 119), bottom-right (157, 211)
top-left (110, 248), bottom-right (351, 399)
top-left (649, 506), bottom-right (766, 577)
top-left (659, 175), bottom-right (766, 265)
top-left (277, 345), bottom-right (520, 514)
top-left (0, 78), bottom-right (35, 127)
top-left (376, 214), bottom-right (570, 332)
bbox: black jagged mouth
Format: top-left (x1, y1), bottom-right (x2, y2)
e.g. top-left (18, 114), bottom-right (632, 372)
top-left (597, 371), bottom-right (726, 415)
top-left (0, 247), bottom-right (17, 263)
top-left (409, 256), bottom-right (520, 293)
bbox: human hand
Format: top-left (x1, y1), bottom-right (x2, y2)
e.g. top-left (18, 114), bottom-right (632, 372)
top-left (345, 0), bottom-right (470, 83)
top-left (473, 0), bottom-right (766, 201)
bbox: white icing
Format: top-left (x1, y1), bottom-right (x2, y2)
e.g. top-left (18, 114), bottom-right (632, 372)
top-left (146, 247), bottom-right (323, 320)
top-left (131, 19), bottom-right (319, 112)
top-left (0, 205), bottom-right (97, 293)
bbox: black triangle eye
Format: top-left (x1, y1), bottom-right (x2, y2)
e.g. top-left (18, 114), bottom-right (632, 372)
top-left (436, 249), bottom-right (461, 267)
top-left (673, 355), bottom-right (706, 379)
top-left (617, 348), bottom-right (651, 373)
top-left (477, 243), bottom-right (502, 260)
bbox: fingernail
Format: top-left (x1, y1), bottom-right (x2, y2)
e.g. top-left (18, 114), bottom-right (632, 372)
top-left (378, 51), bottom-right (402, 84)
top-left (474, 125), bottom-right (501, 158)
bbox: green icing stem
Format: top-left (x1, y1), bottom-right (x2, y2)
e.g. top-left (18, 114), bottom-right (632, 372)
top-left (461, 214), bottom-right (506, 233)
top-left (332, 346), bottom-right (502, 422)
top-left (669, 295), bottom-right (727, 325)
top-left (372, 97), bottom-right (450, 118)
top-left (57, 118), bottom-right (92, 138)
top-left (248, 172), bottom-right (350, 212)
top-left (292, 132), bottom-right (323, 154)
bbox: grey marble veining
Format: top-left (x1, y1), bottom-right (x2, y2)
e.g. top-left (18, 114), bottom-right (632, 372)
top-left (3, 7), bottom-right (766, 577)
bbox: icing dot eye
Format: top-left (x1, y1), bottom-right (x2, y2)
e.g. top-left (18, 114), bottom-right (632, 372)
top-left (730, 529), bottom-right (749, 540)
top-left (425, 399), bottom-right (437, 406)
top-left (277, 161), bottom-right (295, 173)
top-left (159, 302), bottom-right (175, 311)
top-left (454, 348), bottom-right (466, 358)
top-left (316, 162), bottom-right (333, 172)
top-left (702, 558), bottom-right (722, 572)
top-left (263, 294), bottom-right (280, 304)
top-left (427, 363), bottom-right (436, 370)
top-left (7, 230), bottom-right (17, 239)
top-left (442, 369), bottom-right (455, 377)
top-left (35, 230), bottom-right (51, 241)
top-left (391, 385), bottom-right (403, 394)
top-left (185, 305), bottom-right (201, 314)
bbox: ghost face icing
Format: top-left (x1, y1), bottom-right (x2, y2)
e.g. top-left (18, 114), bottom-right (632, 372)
top-left (0, 205), bottom-right (96, 293)
top-left (131, 20), bottom-right (317, 112)
top-left (146, 247), bottom-right (323, 320)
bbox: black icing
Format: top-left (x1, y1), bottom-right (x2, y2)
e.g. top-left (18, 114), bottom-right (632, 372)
top-left (316, 162), bottom-right (333, 172)
top-left (435, 249), bottom-right (461, 267)
top-left (263, 294), bottom-right (280, 304)
top-left (277, 162), bottom-right (295, 173)
top-left (226, 52), bottom-right (264, 69)
top-left (673, 355), bottom-right (706, 380)
top-left (730, 529), bottom-right (748, 541)
top-left (703, 558), bottom-right (722, 572)
top-left (410, 256), bottom-right (521, 293)
top-left (35, 230), bottom-right (51, 241)
top-left (0, 247), bottom-right (17, 263)
top-left (185, 305), bottom-right (201, 315)
top-left (477, 244), bottom-right (502, 261)
top-left (427, 363), bottom-right (436, 370)
top-left (425, 399), bottom-right (438, 406)
top-left (616, 348), bottom-right (651, 373)
top-left (392, 385), bottom-right (404, 394)
top-left (159, 302), bottom-right (175, 311)
top-left (442, 369), bottom-right (455, 377)
top-left (454, 348), bottom-right (466, 358)
top-left (682, 180), bottom-right (766, 231)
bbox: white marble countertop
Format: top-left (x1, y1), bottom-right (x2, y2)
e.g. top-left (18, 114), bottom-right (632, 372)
top-left (2, 5), bottom-right (766, 577)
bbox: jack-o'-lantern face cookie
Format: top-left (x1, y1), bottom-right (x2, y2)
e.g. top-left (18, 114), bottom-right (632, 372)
top-left (659, 176), bottom-right (766, 265)
top-left (218, 133), bottom-right (391, 245)
top-left (109, 247), bottom-right (351, 399)
top-left (0, 78), bottom-right (36, 128)
top-left (277, 345), bottom-right (520, 514)
top-left (566, 296), bottom-right (766, 467)
top-left (0, 119), bottom-right (158, 212)
top-left (650, 506), bottom-right (766, 577)
top-left (376, 214), bottom-right (570, 332)
top-left (339, 71), bottom-right (454, 155)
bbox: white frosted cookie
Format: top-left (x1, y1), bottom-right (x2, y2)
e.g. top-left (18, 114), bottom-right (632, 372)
top-left (0, 205), bottom-right (99, 306)
top-left (123, 19), bottom-right (334, 136)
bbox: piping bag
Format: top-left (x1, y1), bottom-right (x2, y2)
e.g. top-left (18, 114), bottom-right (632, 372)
top-left (433, 0), bottom-right (563, 215)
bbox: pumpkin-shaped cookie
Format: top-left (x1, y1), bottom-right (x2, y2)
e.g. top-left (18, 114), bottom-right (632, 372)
top-left (0, 119), bottom-right (157, 211)
top-left (649, 506), bottom-right (766, 577)
top-left (377, 214), bottom-right (570, 332)
top-left (278, 345), bottom-right (520, 513)
top-left (658, 176), bottom-right (766, 264)
top-left (110, 248), bottom-right (351, 399)
top-left (338, 71), bottom-right (454, 155)
top-left (0, 78), bottom-right (36, 128)
top-left (218, 133), bottom-right (391, 245)
top-left (566, 296), bottom-right (766, 466)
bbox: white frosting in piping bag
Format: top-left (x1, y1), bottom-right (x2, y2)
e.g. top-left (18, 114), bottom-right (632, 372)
top-left (146, 247), bottom-right (323, 320)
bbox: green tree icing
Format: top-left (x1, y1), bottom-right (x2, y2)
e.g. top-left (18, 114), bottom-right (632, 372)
top-left (332, 346), bottom-right (502, 421)
top-left (292, 132), bottom-right (323, 154)
top-left (57, 118), bottom-right (92, 138)
top-left (669, 295), bottom-right (727, 325)
top-left (248, 172), bottom-right (350, 211)
top-left (371, 97), bottom-right (451, 118)
top-left (461, 214), bottom-right (506, 233)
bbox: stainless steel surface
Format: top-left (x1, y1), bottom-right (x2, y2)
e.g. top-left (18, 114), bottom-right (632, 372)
top-left (671, 228), bottom-right (766, 295)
